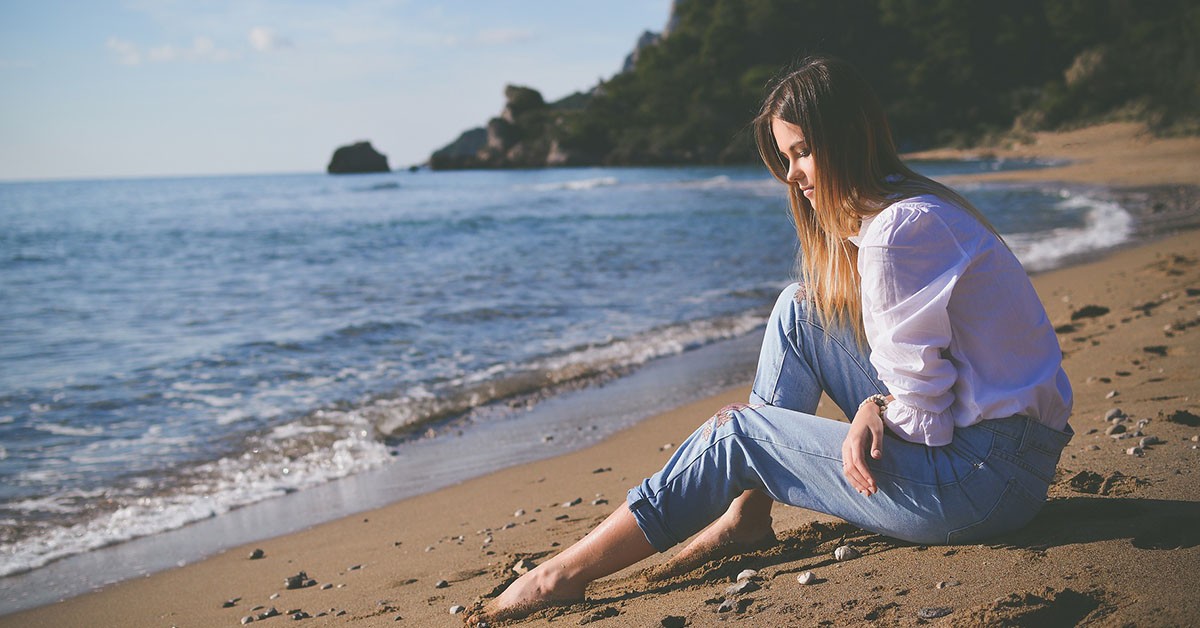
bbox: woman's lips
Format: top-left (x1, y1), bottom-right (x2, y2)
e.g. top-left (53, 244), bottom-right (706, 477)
top-left (801, 186), bottom-right (814, 199)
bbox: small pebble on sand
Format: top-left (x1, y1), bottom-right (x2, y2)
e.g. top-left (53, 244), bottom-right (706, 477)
top-left (320, 583), bottom-right (332, 591)
top-left (736, 569), bottom-right (758, 581)
top-left (660, 443), bottom-right (674, 451)
top-left (1086, 445), bottom-right (1100, 451)
top-left (512, 558), bottom-right (536, 575)
top-left (1126, 446), bottom-right (1144, 456)
top-left (562, 497), bottom-right (582, 507)
top-left (248, 548), bottom-right (265, 560)
top-left (449, 605), bottom-right (465, 614)
top-left (241, 616), bottom-right (254, 625)
top-left (918, 607), bottom-right (953, 619)
top-left (797, 571), bottom-right (816, 585)
top-left (1106, 390), bottom-right (1119, 399)
top-left (514, 509), bottom-right (525, 517)
top-left (1105, 424), bottom-right (1126, 435)
top-left (1104, 408), bottom-right (1124, 420)
top-left (435, 579), bottom-right (449, 588)
top-left (726, 579), bottom-right (760, 595)
top-left (834, 545), bottom-right (860, 561)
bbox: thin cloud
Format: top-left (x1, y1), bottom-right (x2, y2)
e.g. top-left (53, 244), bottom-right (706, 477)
top-left (474, 28), bottom-right (534, 46)
top-left (249, 27), bottom-right (293, 52)
top-left (106, 36), bottom-right (238, 65)
top-left (106, 37), bottom-right (142, 66)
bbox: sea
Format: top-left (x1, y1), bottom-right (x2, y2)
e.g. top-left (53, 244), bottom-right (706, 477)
top-left (0, 161), bottom-right (1133, 613)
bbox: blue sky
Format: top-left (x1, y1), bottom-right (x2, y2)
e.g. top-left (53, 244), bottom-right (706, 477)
top-left (0, 1), bottom-right (672, 180)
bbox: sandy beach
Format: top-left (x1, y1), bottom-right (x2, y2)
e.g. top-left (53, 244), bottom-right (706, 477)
top-left (4, 122), bottom-right (1199, 627)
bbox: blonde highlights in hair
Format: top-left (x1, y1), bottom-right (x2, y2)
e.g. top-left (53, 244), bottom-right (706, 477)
top-left (753, 56), bottom-right (1002, 341)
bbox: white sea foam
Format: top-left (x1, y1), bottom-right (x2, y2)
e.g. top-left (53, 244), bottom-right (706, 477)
top-left (526, 176), bottom-right (619, 192)
top-left (1008, 192), bottom-right (1133, 272)
top-left (31, 422), bottom-right (103, 437)
top-left (0, 411), bottom-right (394, 578)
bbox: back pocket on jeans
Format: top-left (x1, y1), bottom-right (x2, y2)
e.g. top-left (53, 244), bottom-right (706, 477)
top-left (946, 480), bottom-right (1043, 545)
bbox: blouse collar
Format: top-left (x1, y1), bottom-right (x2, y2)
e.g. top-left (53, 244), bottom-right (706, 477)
top-left (848, 214), bottom-right (876, 247)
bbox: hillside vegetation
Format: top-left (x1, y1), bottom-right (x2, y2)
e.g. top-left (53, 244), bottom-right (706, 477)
top-left (430, 0), bottom-right (1198, 169)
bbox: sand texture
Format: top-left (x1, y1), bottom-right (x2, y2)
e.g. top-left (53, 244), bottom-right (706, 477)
top-left (3, 122), bottom-right (1198, 627)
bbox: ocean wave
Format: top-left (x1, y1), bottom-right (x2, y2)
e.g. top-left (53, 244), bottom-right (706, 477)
top-left (30, 422), bottom-right (103, 437)
top-left (525, 176), bottom-right (619, 192)
top-left (1008, 191), bottom-right (1133, 272)
top-left (0, 409), bottom-right (394, 578)
top-left (0, 307), bottom-right (769, 577)
top-left (373, 309), bottom-right (768, 437)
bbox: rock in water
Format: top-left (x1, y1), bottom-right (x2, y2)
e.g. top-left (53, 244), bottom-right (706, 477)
top-left (327, 141), bottom-right (390, 174)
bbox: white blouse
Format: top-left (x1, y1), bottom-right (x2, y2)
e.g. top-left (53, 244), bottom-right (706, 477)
top-left (853, 194), bottom-right (1072, 446)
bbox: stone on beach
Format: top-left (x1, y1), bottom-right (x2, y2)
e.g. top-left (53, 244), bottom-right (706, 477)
top-left (726, 579), bottom-right (760, 595)
top-left (512, 558), bottom-right (536, 575)
top-left (735, 569), bottom-right (758, 581)
top-left (562, 497), bottom-right (582, 507)
top-left (449, 605), bottom-right (465, 614)
top-left (834, 545), bottom-right (860, 561)
top-left (284, 571), bottom-right (314, 590)
top-left (797, 571), bottom-right (816, 585)
top-left (918, 606), bottom-right (953, 619)
top-left (248, 548), bottom-right (265, 560)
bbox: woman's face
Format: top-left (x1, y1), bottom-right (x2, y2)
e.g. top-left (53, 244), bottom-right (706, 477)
top-left (771, 117), bottom-right (816, 202)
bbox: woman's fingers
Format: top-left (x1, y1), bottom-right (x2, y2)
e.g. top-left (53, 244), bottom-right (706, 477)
top-left (841, 429), bottom-right (877, 496)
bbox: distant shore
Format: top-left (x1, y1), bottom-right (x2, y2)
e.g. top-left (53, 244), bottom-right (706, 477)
top-left (4, 122), bottom-right (1199, 627)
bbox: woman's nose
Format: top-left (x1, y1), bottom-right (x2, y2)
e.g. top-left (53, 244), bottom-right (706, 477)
top-left (786, 161), bottom-right (804, 184)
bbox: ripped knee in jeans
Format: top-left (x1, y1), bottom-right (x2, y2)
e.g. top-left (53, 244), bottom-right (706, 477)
top-left (701, 402), bottom-right (762, 439)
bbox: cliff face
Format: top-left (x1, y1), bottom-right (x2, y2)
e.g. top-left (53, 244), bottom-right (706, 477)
top-left (429, 85), bottom-right (600, 170)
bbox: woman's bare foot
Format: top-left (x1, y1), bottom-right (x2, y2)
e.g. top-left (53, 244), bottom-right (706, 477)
top-left (645, 490), bottom-right (777, 582)
top-left (465, 564), bottom-right (584, 625)
top-left (466, 505), bottom-right (656, 625)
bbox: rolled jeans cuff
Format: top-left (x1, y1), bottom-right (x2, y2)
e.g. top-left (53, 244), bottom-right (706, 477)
top-left (626, 487), bottom-right (678, 553)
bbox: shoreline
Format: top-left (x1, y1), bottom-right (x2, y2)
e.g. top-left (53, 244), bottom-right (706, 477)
top-left (4, 122), bottom-right (1199, 626)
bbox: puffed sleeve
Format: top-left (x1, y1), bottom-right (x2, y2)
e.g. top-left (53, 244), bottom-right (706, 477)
top-left (858, 203), bottom-right (969, 446)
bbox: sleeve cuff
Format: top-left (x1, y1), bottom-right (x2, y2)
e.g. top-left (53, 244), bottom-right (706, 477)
top-left (885, 399), bottom-right (954, 446)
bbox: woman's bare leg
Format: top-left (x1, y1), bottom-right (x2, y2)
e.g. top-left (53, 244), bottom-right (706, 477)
top-left (646, 488), bottom-right (776, 580)
top-left (468, 504), bottom-right (656, 624)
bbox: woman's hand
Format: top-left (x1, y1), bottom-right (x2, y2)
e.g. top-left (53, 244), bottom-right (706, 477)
top-left (842, 402), bottom-right (885, 496)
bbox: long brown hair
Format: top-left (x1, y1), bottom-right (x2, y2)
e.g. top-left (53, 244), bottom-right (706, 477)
top-left (753, 56), bottom-right (1001, 340)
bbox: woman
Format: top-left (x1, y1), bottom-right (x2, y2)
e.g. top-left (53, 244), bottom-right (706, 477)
top-left (469, 55), bottom-right (1072, 624)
